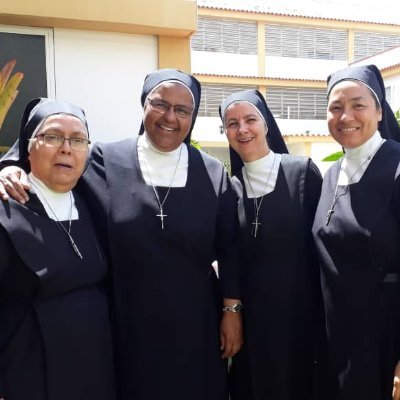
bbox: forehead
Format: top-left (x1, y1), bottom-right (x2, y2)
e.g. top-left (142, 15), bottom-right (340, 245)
top-left (150, 82), bottom-right (193, 102)
top-left (225, 101), bottom-right (260, 118)
top-left (41, 114), bottom-right (87, 134)
top-left (329, 80), bottom-right (374, 101)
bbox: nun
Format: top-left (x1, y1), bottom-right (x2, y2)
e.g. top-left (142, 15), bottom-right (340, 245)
top-left (219, 89), bottom-right (323, 400)
top-left (312, 64), bottom-right (400, 400)
top-left (0, 98), bottom-right (116, 400)
top-left (0, 69), bottom-right (242, 400)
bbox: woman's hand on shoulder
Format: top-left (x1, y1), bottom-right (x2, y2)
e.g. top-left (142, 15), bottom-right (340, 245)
top-left (0, 166), bottom-right (30, 203)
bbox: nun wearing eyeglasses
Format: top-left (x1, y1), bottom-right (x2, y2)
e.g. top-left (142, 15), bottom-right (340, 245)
top-left (219, 89), bottom-right (323, 400)
top-left (0, 69), bottom-right (242, 400)
top-left (312, 64), bottom-right (400, 400)
top-left (0, 98), bottom-right (116, 400)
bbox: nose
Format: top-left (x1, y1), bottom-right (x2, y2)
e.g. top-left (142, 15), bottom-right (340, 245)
top-left (238, 121), bottom-right (248, 133)
top-left (59, 138), bottom-right (72, 154)
top-left (163, 105), bottom-right (178, 122)
top-left (340, 106), bottom-right (353, 121)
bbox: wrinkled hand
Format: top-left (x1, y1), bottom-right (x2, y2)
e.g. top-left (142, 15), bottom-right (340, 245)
top-left (220, 311), bottom-right (243, 359)
top-left (0, 166), bottom-right (30, 203)
top-left (393, 361), bottom-right (400, 400)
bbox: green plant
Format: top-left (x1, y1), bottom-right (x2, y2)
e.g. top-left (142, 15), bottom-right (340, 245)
top-left (190, 139), bottom-right (201, 150)
top-left (322, 151), bottom-right (344, 162)
top-left (396, 109), bottom-right (400, 126)
top-left (0, 59), bottom-right (24, 130)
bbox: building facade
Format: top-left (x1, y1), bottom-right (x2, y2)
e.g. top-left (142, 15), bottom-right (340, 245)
top-left (190, 2), bottom-right (400, 171)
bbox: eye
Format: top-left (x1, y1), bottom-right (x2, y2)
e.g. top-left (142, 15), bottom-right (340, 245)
top-left (354, 103), bottom-right (367, 109)
top-left (45, 134), bottom-right (63, 143)
top-left (151, 100), bottom-right (169, 111)
top-left (175, 106), bottom-right (192, 117)
top-left (328, 105), bottom-right (342, 112)
top-left (226, 121), bottom-right (238, 128)
top-left (70, 138), bottom-right (86, 145)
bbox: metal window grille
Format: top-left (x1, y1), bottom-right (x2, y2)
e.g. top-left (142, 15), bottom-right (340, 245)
top-left (265, 24), bottom-right (347, 60)
top-left (354, 32), bottom-right (400, 60)
top-left (199, 84), bottom-right (258, 117)
top-left (265, 87), bottom-right (327, 120)
top-left (191, 17), bottom-right (257, 55)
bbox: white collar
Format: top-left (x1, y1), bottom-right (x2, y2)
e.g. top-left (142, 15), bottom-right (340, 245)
top-left (137, 133), bottom-right (188, 187)
top-left (343, 131), bottom-right (383, 161)
top-left (28, 173), bottom-right (78, 221)
top-left (242, 150), bottom-right (282, 198)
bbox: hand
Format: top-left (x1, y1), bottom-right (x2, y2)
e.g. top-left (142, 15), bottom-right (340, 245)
top-left (220, 302), bottom-right (243, 359)
top-left (393, 361), bottom-right (400, 400)
top-left (0, 166), bottom-right (30, 203)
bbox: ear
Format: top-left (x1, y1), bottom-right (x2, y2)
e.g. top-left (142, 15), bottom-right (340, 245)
top-left (377, 107), bottom-right (383, 122)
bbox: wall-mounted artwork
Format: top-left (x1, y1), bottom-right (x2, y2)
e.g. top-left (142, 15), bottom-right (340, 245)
top-left (0, 31), bottom-right (48, 152)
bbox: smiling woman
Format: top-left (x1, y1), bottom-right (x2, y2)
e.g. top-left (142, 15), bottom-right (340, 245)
top-left (312, 64), bottom-right (400, 400)
top-left (219, 89), bottom-right (323, 400)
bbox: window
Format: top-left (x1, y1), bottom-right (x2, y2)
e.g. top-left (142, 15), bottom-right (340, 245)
top-left (199, 84), bottom-right (257, 117)
top-left (0, 25), bottom-right (54, 150)
top-left (354, 32), bottom-right (400, 60)
top-left (265, 24), bottom-right (347, 60)
top-left (265, 87), bottom-right (327, 120)
top-left (191, 17), bottom-right (257, 55)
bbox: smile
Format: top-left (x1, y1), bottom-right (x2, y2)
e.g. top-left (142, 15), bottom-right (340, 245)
top-left (238, 137), bottom-right (254, 143)
top-left (339, 127), bottom-right (359, 132)
top-left (158, 124), bottom-right (177, 132)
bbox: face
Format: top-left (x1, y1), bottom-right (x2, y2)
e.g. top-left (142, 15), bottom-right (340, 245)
top-left (29, 114), bottom-right (89, 193)
top-left (143, 82), bottom-right (194, 152)
top-left (224, 101), bottom-right (269, 162)
top-left (327, 80), bottom-right (382, 149)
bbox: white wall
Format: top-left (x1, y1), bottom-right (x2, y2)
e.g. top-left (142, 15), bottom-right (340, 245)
top-left (385, 75), bottom-right (400, 113)
top-left (265, 56), bottom-right (347, 80)
top-left (192, 51), bottom-right (258, 76)
top-left (54, 29), bottom-right (158, 142)
top-left (193, 115), bottom-right (329, 144)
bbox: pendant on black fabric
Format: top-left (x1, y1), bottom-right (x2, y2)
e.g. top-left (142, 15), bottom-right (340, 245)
top-left (144, 145), bottom-right (183, 230)
top-left (69, 235), bottom-right (83, 259)
top-left (156, 206), bottom-right (168, 229)
top-left (252, 215), bottom-right (261, 238)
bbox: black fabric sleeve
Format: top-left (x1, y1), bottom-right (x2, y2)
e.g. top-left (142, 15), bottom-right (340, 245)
top-left (0, 139), bottom-right (29, 172)
top-left (214, 170), bottom-right (241, 300)
top-left (0, 224), bottom-right (13, 398)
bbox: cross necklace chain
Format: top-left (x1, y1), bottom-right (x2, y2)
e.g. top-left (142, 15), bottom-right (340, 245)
top-left (243, 153), bottom-right (276, 238)
top-left (30, 182), bottom-right (83, 259)
top-left (325, 139), bottom-right (384, 226)
top-left (146, 145), bottom-right (183, 229)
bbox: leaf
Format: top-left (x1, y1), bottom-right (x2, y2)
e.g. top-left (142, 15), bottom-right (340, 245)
top-left (0, 71), bottom-right (24, 129)
top-left (322, 151), bottom-right (344, 162)
top-left (0, 58), bottom-right (16, 93)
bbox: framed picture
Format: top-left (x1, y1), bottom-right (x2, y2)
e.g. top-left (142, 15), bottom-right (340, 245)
top-left (0, 25), bottom-right (54, 153)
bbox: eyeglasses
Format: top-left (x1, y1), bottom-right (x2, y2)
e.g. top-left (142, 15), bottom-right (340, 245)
top-left (34, 133), bottom-right (91, 150)
top-left (147, 98), bottom-right (193, 119)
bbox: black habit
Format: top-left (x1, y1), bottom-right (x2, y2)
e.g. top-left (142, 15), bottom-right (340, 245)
top-left (312, 140), bottom-right (400, 400)
top-left (229, 155), bottom-right (323, 400)
top-left (77, 137), bottom-right (240, 400)
top-left (0, 192), bottom-right (115, 400)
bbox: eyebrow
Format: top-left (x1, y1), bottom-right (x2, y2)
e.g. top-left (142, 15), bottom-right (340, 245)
top-left (226, 113), bottom-right (259, 120)
top-left (42, 127), bottom-right (88, 136)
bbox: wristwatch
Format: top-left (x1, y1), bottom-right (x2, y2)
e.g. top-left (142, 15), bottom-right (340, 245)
top-left (222, 303), bottom-right (243, 313)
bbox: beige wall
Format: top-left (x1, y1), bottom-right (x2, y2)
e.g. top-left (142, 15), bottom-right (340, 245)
top-left (0, 0), bottom-right (197, 72)
top-left (0, 0), bottom-right (197, 36)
